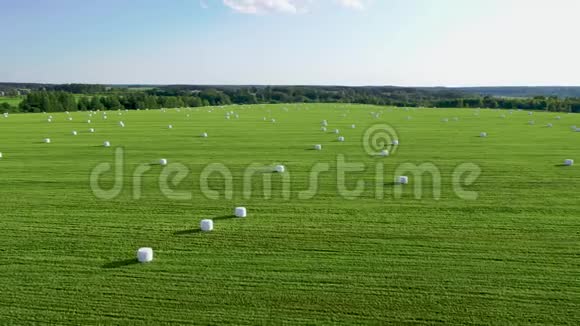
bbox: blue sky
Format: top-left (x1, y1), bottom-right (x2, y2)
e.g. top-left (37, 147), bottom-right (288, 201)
top-left (1, 0), bottom-right (579, 86)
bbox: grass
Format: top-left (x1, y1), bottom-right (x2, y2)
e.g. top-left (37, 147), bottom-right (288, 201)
top-left (0, 104), bottom-right (578, 325)
top-left (0, 96), bottom-right (23, 107)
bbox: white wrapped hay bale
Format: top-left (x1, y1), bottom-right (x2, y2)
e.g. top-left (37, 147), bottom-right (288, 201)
top-left (564, 159), bottom-right (574, 166)
top-left (529, 121), bottom-right (535, 125)
top-left (44, 138), bottom-right (51, 144)
top-left (556, 116), bottom-right (561, 120)
top-left (321, 127), bottom-right (327, 132)
top-left (528, 112), bottom-right (533, 115)
top-left (397, 176), bottom-right (409, 184)
top-left (314, 144), bottom-right (322, 150)
top-left (235, 207), bottom-right (247, 218)
top-left (201, 132), bottom-right (208, 138)
top-left (321, 120), bottom-right (328, 126)
top-left (103, 141), bottom-right (111, 147)
top-left (338, 136), bottom-right (345, 142)
top-left (159, 159), bottom-right (168, 166)
top-left (271, 118), bottom-right (276, 123)
top-left (87, 119), bottom-right (91, 124)
top-left (72, 131), bottom-right (77, 136)
top-left (480, 132), bottom-right (487, 137)
top-left (68, 117), bottom-right (73, 121)
top-left (274, 165), bottom-right (285, 173)
top-left (0, 152), bottom-right (3, 159)
top-left (119, 121), bottom-right (125, 128)
top-left (89, 128), bottom-right (95, 133)
top-left (168, 124), bottom-right (173, 129)
top-left (2, 113), bottom-right (8, 118)
top-left (392, 140), bottom-right (399, 145)
top-left (47, 118), bottom-right (52, 123)
top-left (380, 150), bottom-right (389, 157)
top-left (334, 129), bottom-right (340, 134)
top-left (351, 124), bottom-right (356, 129)
top-left (200, 219), bottom-right (213, 232)
top-left (547, 123), bottom-right (553, 128)
top-left (442, 118), bottom-right (449, 122)
top-left (137, 247), bottom-right (153, 263)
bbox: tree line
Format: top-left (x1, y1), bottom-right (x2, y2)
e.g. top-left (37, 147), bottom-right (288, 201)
top-left (2, 85), bottom-right (580, 113)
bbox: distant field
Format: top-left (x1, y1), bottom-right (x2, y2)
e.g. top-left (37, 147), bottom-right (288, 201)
top-left (0, 96), bottom-right (22, 106)
top-left (0, 104), bottom-right (578, 324)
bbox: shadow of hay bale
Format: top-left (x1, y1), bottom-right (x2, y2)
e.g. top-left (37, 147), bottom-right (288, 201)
top-left (102, 259), bottom-right (139, 269)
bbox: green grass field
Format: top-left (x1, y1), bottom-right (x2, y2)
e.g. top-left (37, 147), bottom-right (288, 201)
top-left (0, 104), bottom-right (578, 324)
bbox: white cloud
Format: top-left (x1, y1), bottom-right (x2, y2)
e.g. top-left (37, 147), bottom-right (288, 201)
top-left (336, 0), bottom-right (365, 10)
top-left (222, 0), bottom-right (367, 14)
top-left (222, 0), bottom-right (310, 14)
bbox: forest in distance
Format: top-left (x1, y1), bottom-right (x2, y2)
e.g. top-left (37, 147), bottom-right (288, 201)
top-left (2, 83), bottom-right (580, 113)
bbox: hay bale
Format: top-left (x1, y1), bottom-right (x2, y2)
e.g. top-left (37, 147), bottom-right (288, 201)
top-left (351, 124), bottom-right (356, 129)
top-left (235, 207), bottom-right (247, 218)
top-left (67, 117), bottom-right (73, 121)
top-left (392, 140), bottom-right (399, 145)
top-left (274, 165), bottom-right (285, 173)
top-left (380, 150), bottom-right (389, 157)
top-left (338, 136), bottom-right (345, 142)
top-left (72, 131), bottom-right (77, 136)
top-left (321, 120), bottom-right (328, 126)
top-left (137, 247), bottom-right (153, 263)
top-left (321, 127), bottom-right (327, 132)
top-left (334, 129), bottom-right (340, 134)
top-left (2, 113), bottom-right (8, 118)
top-left (480, 132), bottom-right (487, 137)
top-left (556, 116), bottom-right (561, 120)
top-left (119, 121), bottom-right (125, 127)
top-left (0, 152), bottom-right (3, 159)
top-left (271, 118), bottom-right (276, 123)
top-left (529, 120), bottom-right (535, 125)
top-left (159, 159), bottom-right (168, 166)
top-left (87, 119), bottom-right (91, 124)
top-left (47, 118), bottom-right (52, 123)
top-left (200, 219), bottom-right (213, 232)
top-left (442, 118), bottom-right (449, 122)
top-left (565, 159), bottom-right (574, 166)
top-left (89, 128), bottom-right (95, 133)
top-left (103, 141), bottom-right (111, 147)
top-left (201, 132), bottom-right (208, 138)
top-left (547, 123), bottom-right (553, 128)
top-left (314, 144), bottom-right (322, 150)
top-left (44, 138), bottom-right (51, 144)
top-left (397, 176), bottom-right (409, 184)
top-left (168, 125), bottom-right (173, 129)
